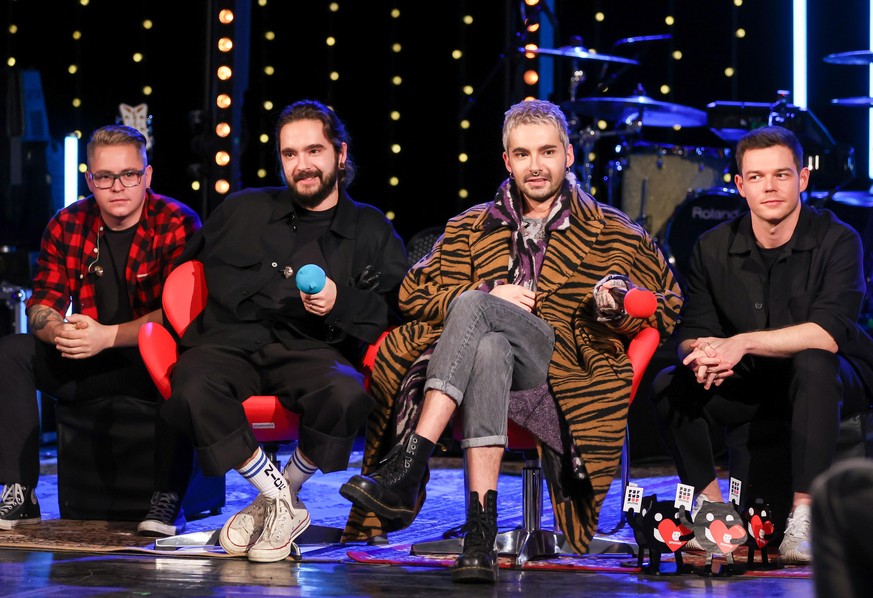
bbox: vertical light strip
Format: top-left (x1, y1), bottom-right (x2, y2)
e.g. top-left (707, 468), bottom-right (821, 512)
top-left (64, 134), bottom-right (79, 207)
top-left (868, 0), bottom-right (873, 180)
top-left (792, 0), bottom-right (807, 109)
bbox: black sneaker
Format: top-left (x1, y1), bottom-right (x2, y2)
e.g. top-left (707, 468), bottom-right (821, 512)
top-left (137, 491), bottom-right (187, 537)
top-left (0, 483), bottom-right (41, 530)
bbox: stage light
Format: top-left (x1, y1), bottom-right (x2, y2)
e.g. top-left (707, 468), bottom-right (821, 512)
top-left (217, 66), bottom-right (232, 80)
top-left (64, 134), bottom-right (78, 207)
top-left (792, 0), bottom-right (807, 109)
top-left (524, 70), bottom-right (539, 85)
top-left (215, 179), bottom-right (230, 193)
top-left (215, 151), bottom-right (230, 166)
top-left (216, 93), bottom-right (231, 108)
top-left (218, 37), bottom-right (233, 52)
top-left (219, 9), bottom-right (234, 24)
top-left (215, 122), bottom-right (231, 137)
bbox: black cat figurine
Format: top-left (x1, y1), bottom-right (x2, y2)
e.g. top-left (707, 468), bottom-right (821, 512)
top-left (685, 500), bottom-right (748, 576)
top-left (742, 498), bottom-right (780, 569)
top-left (626, 494), bottom-right (694, 575)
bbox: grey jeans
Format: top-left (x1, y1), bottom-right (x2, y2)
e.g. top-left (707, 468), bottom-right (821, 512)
top-left (424, 291), bottom-right (555, 448)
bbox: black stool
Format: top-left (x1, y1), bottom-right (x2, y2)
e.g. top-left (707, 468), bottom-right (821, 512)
top-left (55, 395), bottom-right (224, 521)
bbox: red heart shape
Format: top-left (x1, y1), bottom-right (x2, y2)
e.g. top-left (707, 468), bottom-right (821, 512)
top-left (747, 514), bottom-right (775, 549)
top-left (656, 519), bottom-right (693, 552)
top-left (707, 520), bottom-right (747, 554)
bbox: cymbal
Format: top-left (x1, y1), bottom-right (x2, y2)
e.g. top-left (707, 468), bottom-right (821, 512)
top-left (524, 46), bottom-right (639, 65)
top-left (823, 50), bottom-right (873, 65)
top-left (832, 96), bottom-right (873, 107)
top-left (562, 95), bottom-right (707, 127)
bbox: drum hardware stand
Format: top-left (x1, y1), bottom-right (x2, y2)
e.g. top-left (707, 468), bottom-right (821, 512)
top-left (637, 177), bottom-right (649, 230)
top-left (574, 122), bottom-right (641, 199)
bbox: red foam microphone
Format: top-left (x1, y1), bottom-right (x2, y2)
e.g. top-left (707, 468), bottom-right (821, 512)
top-left (607, 286), bottom-right (658, 318)
top-left (623, 287), bottom-right (658, 318)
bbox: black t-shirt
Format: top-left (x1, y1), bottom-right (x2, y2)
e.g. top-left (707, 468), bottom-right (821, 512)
top-left (94, 225), bottom-right (137, 325)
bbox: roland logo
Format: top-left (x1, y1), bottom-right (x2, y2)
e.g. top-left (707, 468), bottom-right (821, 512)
top-left (691, 206), bottom-right (743, 221)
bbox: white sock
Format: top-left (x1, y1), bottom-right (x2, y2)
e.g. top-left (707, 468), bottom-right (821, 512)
top-left (282, 447), bottom-right (317, 494)
top-left (237, 448), bottom-right (287, 499)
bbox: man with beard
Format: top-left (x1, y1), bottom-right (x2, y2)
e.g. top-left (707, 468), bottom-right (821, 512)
top-left (161, 100), bottom-right (408, 563)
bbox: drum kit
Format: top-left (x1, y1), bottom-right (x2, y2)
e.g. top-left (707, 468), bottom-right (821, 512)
top-left (526, 43), bottom-right (866, 284)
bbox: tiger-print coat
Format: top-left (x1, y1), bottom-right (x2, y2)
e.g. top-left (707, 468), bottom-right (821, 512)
top-left (342, 181), bottom-right (683, 553)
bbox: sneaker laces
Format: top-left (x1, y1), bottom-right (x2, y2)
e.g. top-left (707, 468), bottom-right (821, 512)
top-left (146, 491), bottom-right (181, 524)
top-left (0, 484), bottom-right (24, 517)
top-left (784, 506), bottom-right (811, 541)
top-left (262, 494), bottom-right (292, 543)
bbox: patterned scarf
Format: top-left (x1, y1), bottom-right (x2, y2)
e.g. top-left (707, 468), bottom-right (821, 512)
top-left (482, 173), bottom-right (574, 288)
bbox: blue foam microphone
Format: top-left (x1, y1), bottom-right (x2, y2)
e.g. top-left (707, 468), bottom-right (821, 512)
top-left (295, 264), bottom-right (326, 294)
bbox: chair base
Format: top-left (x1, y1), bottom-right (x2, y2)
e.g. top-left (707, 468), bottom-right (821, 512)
top-left (411, 528), bottom-right (568, 565)
top-left (153, 523), bottom-right (343, 555)
top-left (587, 534), bottom-right (638, 555)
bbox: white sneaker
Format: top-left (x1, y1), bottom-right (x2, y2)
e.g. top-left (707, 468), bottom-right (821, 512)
top-left (684, 494), bottom-right (712, 551)
top-left (219, 493), bottom-right (269, 556)
top-left (247, 486), bottom-right (311, 563)
top-left (779, 504), bottom-right (812, 565)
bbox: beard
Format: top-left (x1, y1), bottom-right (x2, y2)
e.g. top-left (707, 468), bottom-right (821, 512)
top-left (287, 166), bottom-right (339, 209)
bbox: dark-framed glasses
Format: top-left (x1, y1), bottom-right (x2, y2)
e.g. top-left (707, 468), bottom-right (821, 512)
top-left (90, 170), bottom-right (144, 189)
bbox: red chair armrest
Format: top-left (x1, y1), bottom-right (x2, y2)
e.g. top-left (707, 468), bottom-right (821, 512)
top-left (138, 322), bottom-right (179, 400)
top-left (627, 327), bottom-right (661, 404)
top-left (361, 328), bottom-right (392, 393)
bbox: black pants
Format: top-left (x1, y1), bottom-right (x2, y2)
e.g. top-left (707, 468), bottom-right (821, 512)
top-left (161, 343), bottom-right (374, 476)
top-left (651, 349), bottom-right (869, 494)
top-left (811, 458), bottom-right (873, 598)
top-left (0, 333), bottom-right (192, 493)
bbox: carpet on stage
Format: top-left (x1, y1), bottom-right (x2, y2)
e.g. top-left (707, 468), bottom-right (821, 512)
top-left (0, 452), bottom-right (811, 579)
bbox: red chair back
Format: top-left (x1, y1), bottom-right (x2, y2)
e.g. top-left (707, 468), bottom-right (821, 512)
top-left (163, 260), bottom-right (208, 336)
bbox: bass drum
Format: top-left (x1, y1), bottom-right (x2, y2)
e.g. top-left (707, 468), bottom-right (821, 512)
top-left (662, 187), bottom-right (748, 285)
top-left (620, 141), bottom-right (732, 240)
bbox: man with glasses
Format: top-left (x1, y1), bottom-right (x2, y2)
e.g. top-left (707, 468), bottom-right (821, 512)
top-left (0, 124), bottom-right (201, 536)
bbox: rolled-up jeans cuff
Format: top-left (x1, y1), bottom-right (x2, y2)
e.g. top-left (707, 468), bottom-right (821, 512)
top-left (423, 378), bottom-right (464, 406)
top-left (460, 435), bottom-right (507, 449)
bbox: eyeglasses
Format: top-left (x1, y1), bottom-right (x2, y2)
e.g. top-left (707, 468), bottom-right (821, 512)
top-left (90, 170), bottom-right (144, 189)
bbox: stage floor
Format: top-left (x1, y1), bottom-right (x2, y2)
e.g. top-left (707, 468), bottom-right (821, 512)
top-left (0, 443), bottom-right (815, 597)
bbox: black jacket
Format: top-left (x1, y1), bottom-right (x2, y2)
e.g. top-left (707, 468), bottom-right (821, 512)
top-left (177, 187), bottom-right (408, 358)
top-left (679, 203), bottom-right (873, 393)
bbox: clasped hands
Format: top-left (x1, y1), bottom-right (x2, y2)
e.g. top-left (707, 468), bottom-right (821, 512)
top-left (53, 313), bottom-right (114, 359)
top-left (682, 336), bottom-right (745, 390)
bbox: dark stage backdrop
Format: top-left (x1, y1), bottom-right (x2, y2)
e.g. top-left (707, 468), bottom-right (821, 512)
top-left (1, 1), bottom-right (870, 249)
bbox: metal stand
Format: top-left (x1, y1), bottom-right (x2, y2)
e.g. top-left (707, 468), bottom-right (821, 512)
top-left (410, 454), bottom-right (568, 565)
top-left (153, 524), bottom-right (343, 555)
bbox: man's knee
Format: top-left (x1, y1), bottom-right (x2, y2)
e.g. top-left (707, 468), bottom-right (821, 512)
top-left (476, 333), bottom-right (511, 368)
top-left (791, 348), bottom-right (838, 378)
top-left (0, 333), bottom-right (35, 366)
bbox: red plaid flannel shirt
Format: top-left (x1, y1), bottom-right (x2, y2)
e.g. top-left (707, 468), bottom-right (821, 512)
top-left (27, 189), bottom-right (201, 320)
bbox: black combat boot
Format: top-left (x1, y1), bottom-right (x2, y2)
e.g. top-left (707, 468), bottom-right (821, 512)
top-left (340, 432), bottom-right (435, 526)
top-left (451, 489), bottom-right (498, 583)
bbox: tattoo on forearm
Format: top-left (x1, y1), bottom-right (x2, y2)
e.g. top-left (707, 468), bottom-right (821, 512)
top-left (29, 307), bottom-right (63, 332)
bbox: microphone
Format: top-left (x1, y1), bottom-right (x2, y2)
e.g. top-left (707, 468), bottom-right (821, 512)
top-left (608, 286), bottom-right (657, 318)
top-left (295, 264), bottom-right (326, 294)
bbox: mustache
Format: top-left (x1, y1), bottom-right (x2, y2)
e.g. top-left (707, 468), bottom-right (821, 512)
top-left (293, 169), bottom-right (322, 182)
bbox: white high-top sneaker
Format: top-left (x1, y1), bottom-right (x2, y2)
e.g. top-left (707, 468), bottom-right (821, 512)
top-left (247, 485), bottom-right (311, 563)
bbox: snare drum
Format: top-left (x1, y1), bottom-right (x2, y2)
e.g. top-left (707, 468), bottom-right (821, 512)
top-left (621, 141), bottom-right (731, 240)
top-left (662, 187), bottom-right (748, 284)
